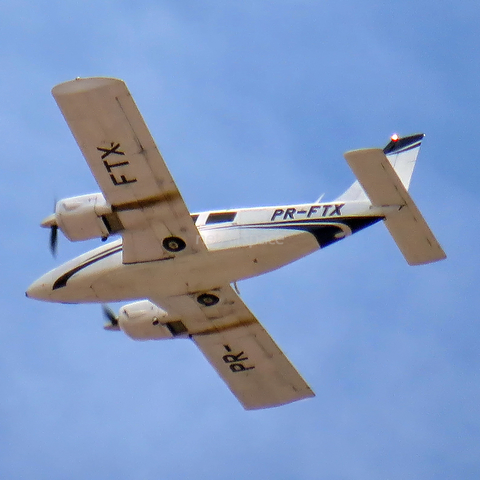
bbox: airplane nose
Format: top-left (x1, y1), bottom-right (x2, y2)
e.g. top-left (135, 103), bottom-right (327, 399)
top-left (26, 275), bottom-right (53, 301)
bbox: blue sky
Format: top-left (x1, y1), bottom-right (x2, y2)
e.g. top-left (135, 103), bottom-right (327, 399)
top-left (1, 1), bottom-right (479, 479)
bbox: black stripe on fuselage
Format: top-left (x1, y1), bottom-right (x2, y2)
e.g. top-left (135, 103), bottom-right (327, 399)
top-left (242, 216), bottom-right (383, 247)
top-left (52, 216), bottom-right (382, 290)
top-left (280, 217), bottom-right (382, 247)
top-left (52, 244), bottom-right (122, 290)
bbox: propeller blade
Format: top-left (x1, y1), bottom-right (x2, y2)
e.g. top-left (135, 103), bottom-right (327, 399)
top-left (42, 201), bottom-right (59, 258)
top-left (102, 305), bottom-right (120, 330)
top-left (49, 225), bottom-right (58, 257)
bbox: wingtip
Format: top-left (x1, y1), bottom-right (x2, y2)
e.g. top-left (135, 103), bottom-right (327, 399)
top-left (52, 77), bottom-right (125, 97)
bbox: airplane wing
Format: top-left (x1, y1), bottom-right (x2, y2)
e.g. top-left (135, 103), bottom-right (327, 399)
top-left (151, 285), bottom-right (315, 410)
top-left (52, 77), bottom-right (206, 264)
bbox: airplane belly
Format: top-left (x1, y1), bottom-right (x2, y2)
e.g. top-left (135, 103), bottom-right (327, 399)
top-left (36, 229), bottom-right (320, 304)
top-left (90, 260), bottom-right (189, 302)
top-left (213, 229), bottom-right (320, 282)
top-left (89, 230), bottom-right (319, 301)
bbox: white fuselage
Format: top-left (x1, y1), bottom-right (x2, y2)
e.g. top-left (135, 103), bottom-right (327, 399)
top-left (27, 200), bottom-right (384, 304)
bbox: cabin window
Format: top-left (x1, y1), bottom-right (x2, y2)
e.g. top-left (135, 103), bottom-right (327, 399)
top-left (205, 212), bottom-right (237, 224)
top-left (190, 214), bottom-right (199, 224)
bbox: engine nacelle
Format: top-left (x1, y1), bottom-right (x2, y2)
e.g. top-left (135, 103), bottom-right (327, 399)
top-left (118, 300), bottom-right (187, 341)
top-left (55, 193), bottom-right (119, 242)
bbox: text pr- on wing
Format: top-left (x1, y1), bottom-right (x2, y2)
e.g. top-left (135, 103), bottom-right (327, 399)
top-left (151, 285), bottom-right (315, 410)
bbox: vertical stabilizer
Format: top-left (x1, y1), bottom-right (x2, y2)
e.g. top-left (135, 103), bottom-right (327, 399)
top-left (383, 133), bottom-right (424, 190)
top-left (336, 133), bottom-right (425, 201)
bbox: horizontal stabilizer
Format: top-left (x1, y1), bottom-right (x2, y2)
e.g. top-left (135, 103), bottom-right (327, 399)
top-left (343, 148), bottom-right (446, 265)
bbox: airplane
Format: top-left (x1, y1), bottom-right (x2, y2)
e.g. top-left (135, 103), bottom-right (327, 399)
top-left (26, 77), bottom-right (446, 410)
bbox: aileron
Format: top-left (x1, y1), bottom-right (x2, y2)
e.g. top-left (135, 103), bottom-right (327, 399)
top-left (193, 324), bottom-right (315, 410)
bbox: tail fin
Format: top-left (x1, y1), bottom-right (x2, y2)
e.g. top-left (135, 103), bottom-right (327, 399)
top-left (342, 140), bottom-right (446, 266)
top-left (336, 133), bottom-right (424, 201)
top-left (382, 133), bottom-right (424, 189)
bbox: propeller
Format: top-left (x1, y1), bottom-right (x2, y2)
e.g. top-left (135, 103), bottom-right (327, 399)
top-left (102, 304), bottom-right (120, 331)
top-left (41, 200), bottom-right (59, 257)
top-left (49, 225), bottom-right (59, 256)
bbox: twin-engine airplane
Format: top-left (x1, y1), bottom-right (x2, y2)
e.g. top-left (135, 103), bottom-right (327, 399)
top-left (26, 78), bottom-right (446, 410)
